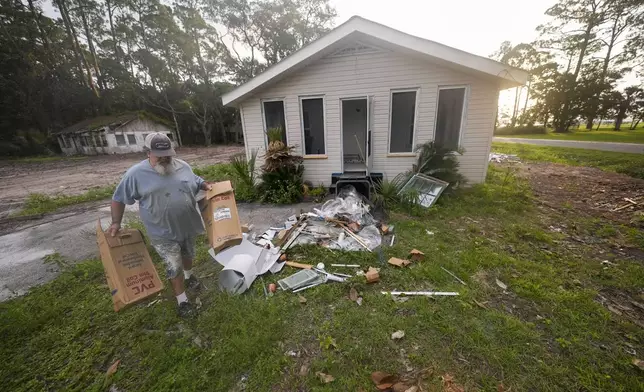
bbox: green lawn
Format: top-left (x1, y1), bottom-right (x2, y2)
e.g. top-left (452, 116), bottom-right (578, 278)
top-left (1, 166), bottom-right (643, 391)
top-left (492, 142), bottom-right (644, 179)
top-left (496, 125), bottom-right (644, 144)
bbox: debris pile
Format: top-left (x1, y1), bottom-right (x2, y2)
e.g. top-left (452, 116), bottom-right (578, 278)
top-left (208, 185), bottom-right (459, 299)
top-left (489, 152), bottom-right (520, 163)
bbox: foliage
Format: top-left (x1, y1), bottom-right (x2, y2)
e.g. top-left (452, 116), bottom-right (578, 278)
top-left (495, 0), bottom-right (644, 133)
top-left (492, 142), bottom-right (644, 179)
top-left (304, 184), bottom-right (327, 202)
top-left (0, 0), bottom-right (336, 155)
top-left (259, 165), bottom-right (304, 204)
top-left (259, 134), bottom-right (304, 203)
top-left (16, 185), bottom-right (116, 217)
top-left (229, 149), bottom-right (258, 200)
top-left (266, 127), bottom-right (285, 143)
top-left (494, 125), bottom-right (547, 135)
top-left (497, 126), bottom-right (644, 144)
top-left (3, 165), bottom-right (644, 391)
top-left (410, 141), bottom-right (466, 188)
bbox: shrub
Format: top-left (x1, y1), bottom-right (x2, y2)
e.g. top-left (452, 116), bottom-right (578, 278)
top-left (258, 129), bottom-right (304, 204)
top-left (494, 125), bottom-right (547, 135)
top-left (229, 150), bottom-right (258, 201)
top-left (411, 141), bottom-right (465, 188)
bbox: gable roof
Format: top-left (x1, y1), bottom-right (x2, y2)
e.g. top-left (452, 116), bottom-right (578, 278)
top-left (55, 112), bottom-right (172, 135)
top-left (222, 16), bottom-right (529, 106)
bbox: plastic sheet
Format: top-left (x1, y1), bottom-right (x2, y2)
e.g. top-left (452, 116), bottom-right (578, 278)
top-left (314, 185), bottom-right (374, 225)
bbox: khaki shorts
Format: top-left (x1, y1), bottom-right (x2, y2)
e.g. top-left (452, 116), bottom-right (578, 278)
top-left (150, 237), bottom-right (196, 279)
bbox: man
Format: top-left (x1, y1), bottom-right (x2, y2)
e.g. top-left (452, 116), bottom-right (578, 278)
top-left (109, 132), bottom-right (211, 317)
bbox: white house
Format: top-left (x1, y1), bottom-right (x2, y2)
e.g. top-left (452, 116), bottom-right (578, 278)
top-left (55, 112), bottom-right (178, 155)
top-left (222, 16), bottom-right (528, 186)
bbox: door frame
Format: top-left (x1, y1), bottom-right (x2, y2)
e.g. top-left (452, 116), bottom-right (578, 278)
top-left (339, 96), bottom-right (369, 173)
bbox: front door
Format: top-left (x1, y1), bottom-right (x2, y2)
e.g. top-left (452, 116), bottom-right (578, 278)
top-left (341, 98), bottom-right (368, 174)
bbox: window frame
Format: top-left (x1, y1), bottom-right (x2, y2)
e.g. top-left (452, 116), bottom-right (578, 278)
top-left (261, 98), bottom-right (288, 148)
top-left (298, 95), bottom-right (327, 158)
top-left (433, 85), bottom-right (469, 151)
top-left (115, 134), bottom-right (126, 146)
top-left (387, 87), bottom-right (420, 155)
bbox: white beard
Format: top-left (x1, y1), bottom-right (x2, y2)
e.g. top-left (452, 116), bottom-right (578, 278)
top-left (154, 160), bottom-right (175, 176)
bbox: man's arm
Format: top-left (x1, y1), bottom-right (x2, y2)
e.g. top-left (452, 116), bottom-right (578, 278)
top-left (110, 169), bottom-right (139, 236)
top-left (109, 200), bottom-right (125, 237)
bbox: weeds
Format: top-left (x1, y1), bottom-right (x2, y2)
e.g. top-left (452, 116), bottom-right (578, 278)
top-left (16, 185), bottom-right (116, 216)
top-left (1, 166), bottom-right (643, 391)
top-left (492, 142), bottom-right (644, 179)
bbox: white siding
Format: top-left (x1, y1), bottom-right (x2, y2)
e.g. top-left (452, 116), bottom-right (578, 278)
top-left (58, 119), bottom-right (176, 156)
top-left (240, 49), bottom-right (500, 185)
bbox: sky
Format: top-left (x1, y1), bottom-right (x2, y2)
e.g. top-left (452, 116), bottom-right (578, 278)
top-left (331, 0), bottom-right (551, 60)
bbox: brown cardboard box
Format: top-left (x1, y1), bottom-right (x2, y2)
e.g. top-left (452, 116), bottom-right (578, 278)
top-left (202, 180), bottom-right (243, 252)
top-left (96, 220), bottom-right (164, 311)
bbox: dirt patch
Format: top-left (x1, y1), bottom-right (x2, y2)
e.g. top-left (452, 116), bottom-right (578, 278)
top-left (515, 162), bottom-right (644, 224)
top-left (0, 146), bottom-right (244, 213)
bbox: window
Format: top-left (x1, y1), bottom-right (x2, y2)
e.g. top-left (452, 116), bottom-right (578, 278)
top-left (80, 136), bottom-right (88, 147)
top-left (127, 134), bottom-right (136, 145)
top-left (263, 100), bottom-right (287, 144)
top-left (435, 87), bottom-right (466, 150)
top-left (166, 133), bottom-right (174, 141)
top-left (142, 133), bottom-right (149, 143)
top-left (59, 136), bottom-right (67, 148)
top-left (300, 97), bottom-right (325, 155)
top-left (389, 90), bottom-right (418, 153)
top-left (115, 134), bottom-right (126, 146)
top-left (100, 133), bottom-right (108, 147)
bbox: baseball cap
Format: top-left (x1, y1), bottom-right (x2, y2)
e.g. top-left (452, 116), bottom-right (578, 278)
top-left (144, 132), bottom-right (176, 157)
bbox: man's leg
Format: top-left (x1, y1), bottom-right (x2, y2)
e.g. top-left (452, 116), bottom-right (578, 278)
top-left (151, 238), bottom-right (192, 310)
top-left (181, 237), bottom-right (199, 290)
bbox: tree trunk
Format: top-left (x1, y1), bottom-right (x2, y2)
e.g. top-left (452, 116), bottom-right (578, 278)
top-left (78, 1), bottom-right (104, 90)
top-left (615, 111), bottom-right (626, 130)
top-left (510, 86), bottom-right (520, 127)
top-left (55, 0), bottom-right (86, 87)
top-left (58, 0), bottom-right (97, 96)
top-left (105, 0), bottom-right (120, 62)
top-left (202, 121), bottom-right (211, 146)
top-left (630, 119), bottom-right (640, 130)
top-left (522, 78), bottom-right (531, 116)
top-left (596, 117), bottom-right (602, 130)
top-left (557, 18), bottom-right (597, 133)
top-left (585, 117), bottom-right (593, 130)
top-left (26, 0), bottom-right (53, 67)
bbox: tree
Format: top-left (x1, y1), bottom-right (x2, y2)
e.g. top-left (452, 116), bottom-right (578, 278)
top-left (608, 86), bottom-right (643, 130)
top-left (537, 0), bottom-right (609, 132)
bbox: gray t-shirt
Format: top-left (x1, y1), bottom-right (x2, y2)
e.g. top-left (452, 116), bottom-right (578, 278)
top-left (113, 159), bottom-right (205, 241)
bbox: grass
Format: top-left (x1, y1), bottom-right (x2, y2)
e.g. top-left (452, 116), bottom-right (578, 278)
top-left (15, 185), bottom-right (116, 216)
top-left (492, 142), bottom-right (644, 179)
top-left (496, 125), bottom-right (644, 144)
top-left (13, 163), bottom-right (240, 217)
top-left (1, 165), bottom-right (643, 391)
top-left (7, 155), bottom-right (88, 163)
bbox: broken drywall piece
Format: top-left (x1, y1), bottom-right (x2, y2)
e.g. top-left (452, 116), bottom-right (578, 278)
top-left (409, 249), bottom-right (425, 261)
top-left (495, 278), bottom-right (508, 291)
top-left (388, 257), bottom-right (411, 267)
top-left (391, 330), bottom-right (405, 340)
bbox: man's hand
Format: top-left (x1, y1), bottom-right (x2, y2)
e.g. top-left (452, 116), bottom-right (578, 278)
top-left (202, 182), bottom-right (212, 191)
top-left (108, 222), bottom-right (121, 237)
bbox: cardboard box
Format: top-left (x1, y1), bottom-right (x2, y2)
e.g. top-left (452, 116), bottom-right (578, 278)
top-left (203, 181), bottom-right (243, 252)
top-left (96, 220), bottom-right (164, 311)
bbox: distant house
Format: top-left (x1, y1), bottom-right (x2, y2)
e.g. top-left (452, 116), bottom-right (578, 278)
top-left (54, 112), bottom-right (178, 155)
top-left (222, 16), bottom-right (528, 185)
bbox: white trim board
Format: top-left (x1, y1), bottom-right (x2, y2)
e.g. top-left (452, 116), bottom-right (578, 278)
top-left (222, 16), bottom-right (528, 106)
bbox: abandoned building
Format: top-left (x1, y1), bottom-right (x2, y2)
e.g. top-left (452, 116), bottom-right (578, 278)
top-left (222, 16), bottom-right (528, 186)
top-left (55, 113), bottom-right (178, 155)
